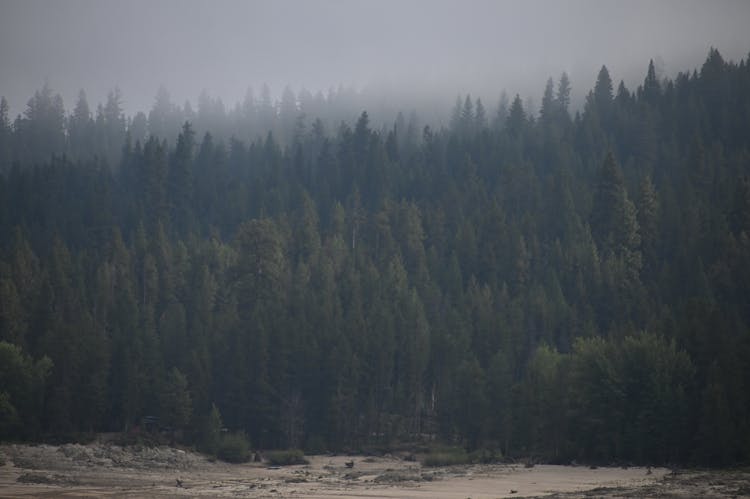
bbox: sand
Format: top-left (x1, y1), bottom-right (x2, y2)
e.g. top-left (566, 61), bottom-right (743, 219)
top-left (0, 443), bottom-right (747, 498)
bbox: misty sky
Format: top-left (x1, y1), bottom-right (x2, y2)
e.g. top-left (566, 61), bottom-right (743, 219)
top-left (1, 0), bottom-right (749, 118)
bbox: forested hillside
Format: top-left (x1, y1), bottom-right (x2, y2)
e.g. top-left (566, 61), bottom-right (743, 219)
top-left (1, 49), bottom-right (749, 466)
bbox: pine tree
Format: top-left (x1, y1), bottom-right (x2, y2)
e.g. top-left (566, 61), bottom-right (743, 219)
top-left (160, 367), bottom-right (192, 433)
top-left (234, 218), bottom-right (285, 314)
top-left (449, 95), bottom-right (463, 133)
top-left (556, 72), bottom-right (571, 117)
top-left (148, 86), bottom-right (176, 140)
top-left (474, 98), bottom-right (488, 131)
top-left (0, 97), bottom-right (10, 172)
top-left (642, 59), bottom-right (661, 102)
top-left (68, 90), bottom-right (94, 161)
top-left (637, 175), bottom-right (659, 274)
top-left (540, 78), bottom-right (556, 124)
top-left (201, 403), bottom-right (223, 456)
top-left (0, 278), bottom-right (25, 347)
top-left (492, 91), bottom-right (509, 131)
top-left (279, 86), bottom-right (298, 146)
top-left (594, 65), bottom-right (614, 109)
top-left (0, 341), bottom-right (51, 438)
top-left (140, 136), bottom-right (169, 226)
top-left (506, 95), bottom-right (526, 137)
top-left (729, 175), bottom-right (750, 237)
top-left (169, 122), bottom-right (196, 236)
top-left (17, 83), bottom-right (66, 163)
top-left (102, 88), bottom-right (126, 167)
top-left (460, 95), bottom-right (474, 135)
top-left (590, 152), bottom-right (640, 259)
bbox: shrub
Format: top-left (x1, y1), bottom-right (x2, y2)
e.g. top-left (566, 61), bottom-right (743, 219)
top-left (266, 449), bottom-right (309, 466)
top-left (468, 448), bottom-right (503, 464)
top-left (217, 432), bottom-right (250, 463)
top-left (421, 447), bottom-right (470, 467)
top-left (304, 435), bottom-right (327, 455)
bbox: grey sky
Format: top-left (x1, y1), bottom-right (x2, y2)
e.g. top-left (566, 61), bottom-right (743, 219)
top-left (1, 0), bottom-right (749, 117)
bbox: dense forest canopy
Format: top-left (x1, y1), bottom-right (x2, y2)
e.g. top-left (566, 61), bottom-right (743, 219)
top-left (1, 49), bottom-right (750, 466)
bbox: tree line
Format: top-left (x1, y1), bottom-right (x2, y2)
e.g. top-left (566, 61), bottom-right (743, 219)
top-left (1, 49), bottom-right (749, 466)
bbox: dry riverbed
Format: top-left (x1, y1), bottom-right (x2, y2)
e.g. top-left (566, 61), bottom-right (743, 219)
top-left (0, 442), bottom-right (747, 498)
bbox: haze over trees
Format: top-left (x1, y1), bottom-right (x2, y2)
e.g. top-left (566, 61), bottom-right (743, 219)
top-left (1, 49), bottom-right (750, 466)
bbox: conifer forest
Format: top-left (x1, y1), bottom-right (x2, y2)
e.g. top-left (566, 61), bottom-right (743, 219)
top-left (1, 47), bottom-right (750, 468)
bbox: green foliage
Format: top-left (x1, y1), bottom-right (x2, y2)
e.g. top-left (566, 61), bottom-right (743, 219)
top-left (265, 449), bottom-right (309, 466)
top-left (0, 50), bottom-right (749, 467)
top-left (200, 403), bottom-right (223, 457)
top-left (0, 342), bottom-right (52, 438)
top-left (453, 357), bottom-right (488, 449)
top-left (0, 391), bottom-right (19, 437)
top-left (518, 344), bottom-right (567, 459)
top-left (695, 363), bottom-right (737, 466)
top-left (468, 447), bottom-right (503, 464)
top-left (421, 446), bottom-right (470, 467)
top-left (593, 65), bottom-right (613, 110)
top-left (304, 435), bottom-right (327, 455)
top-left (569, 332), bottom-right (693, 463)
top-left (159, 367), bottom-right (192, 431)
top-left (590, 152), bottom-right (641, 261)
top-left (234, 218), bottom-right (285, 312)
top-left (217, 431), bottom-right (251, 463)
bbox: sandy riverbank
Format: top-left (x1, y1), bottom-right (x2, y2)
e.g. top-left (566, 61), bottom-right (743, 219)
top-left (0, 442), bottom-right (747, 498)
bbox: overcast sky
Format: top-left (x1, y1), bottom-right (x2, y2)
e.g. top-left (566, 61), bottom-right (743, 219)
top-left (1, 0), bottom-right (749, 117)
